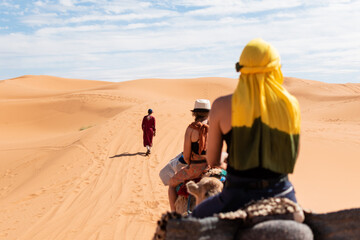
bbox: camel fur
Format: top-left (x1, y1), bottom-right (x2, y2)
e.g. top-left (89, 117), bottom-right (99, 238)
top-left (186, 177), bottom-right (223, 206)
top-left (174, 195), bottom-right (196, 215)
top-left (174, 168), bottom-right (225, 215)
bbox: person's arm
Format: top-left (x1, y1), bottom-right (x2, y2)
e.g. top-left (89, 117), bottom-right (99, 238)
top-left (141, 117), bottom-right (145, 130)
top-left (183, 126), bottom-right (192, 165)
top-left (206, 98), bottom-right (225, 168)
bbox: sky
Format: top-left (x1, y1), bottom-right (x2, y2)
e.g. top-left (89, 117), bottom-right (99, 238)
top-left (0, 0), bottom-right (359, 83)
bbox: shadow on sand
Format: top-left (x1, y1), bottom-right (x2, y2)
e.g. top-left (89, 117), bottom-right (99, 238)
top-left (109, 152), bottom-right (147, 158)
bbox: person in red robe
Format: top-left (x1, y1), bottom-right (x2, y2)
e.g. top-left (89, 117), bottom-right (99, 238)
top-left (142, 109), bottom-right (156, 155)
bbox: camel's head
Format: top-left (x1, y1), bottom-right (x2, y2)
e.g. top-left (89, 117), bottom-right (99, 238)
top-left (186, 177), bottom-right (223, 206)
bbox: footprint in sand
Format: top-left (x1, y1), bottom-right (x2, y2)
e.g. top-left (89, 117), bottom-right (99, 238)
top-left (152, 155), bottom-right (160, 165)
top-left (29, 189), bottom-right (44, 197)
top-left (0, 232), bottom-right (8, 238)
top-left (158, 199), bottom-right (168, 205)
top-left (144, 201), bottom-right (159, 209)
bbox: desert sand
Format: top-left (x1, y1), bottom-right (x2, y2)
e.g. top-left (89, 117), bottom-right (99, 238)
top-left (0, 75), bottom-right (359, 239)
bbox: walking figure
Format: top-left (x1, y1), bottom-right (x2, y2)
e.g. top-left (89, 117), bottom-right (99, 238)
top-left (142, 109), bottom-right (156, 156)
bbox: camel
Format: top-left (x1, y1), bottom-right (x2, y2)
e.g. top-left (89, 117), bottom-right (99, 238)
top-left (187, 176), bottom-right (223, 205)
top-left (174, 168), bottom-right (225, 215)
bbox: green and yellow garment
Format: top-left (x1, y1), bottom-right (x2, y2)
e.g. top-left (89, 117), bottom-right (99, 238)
top-left (230, 38), bottom-right (301, 174)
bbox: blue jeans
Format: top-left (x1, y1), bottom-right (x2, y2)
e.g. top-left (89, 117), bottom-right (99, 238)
top-left (191, 174), bottom-right (297, 218)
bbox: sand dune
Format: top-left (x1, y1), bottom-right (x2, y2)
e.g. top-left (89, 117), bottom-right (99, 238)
top-left (0, 75), bottom-right (359, 239)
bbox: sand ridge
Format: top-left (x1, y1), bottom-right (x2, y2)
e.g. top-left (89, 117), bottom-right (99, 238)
top-left (0, 75), bottom-right (359, 239)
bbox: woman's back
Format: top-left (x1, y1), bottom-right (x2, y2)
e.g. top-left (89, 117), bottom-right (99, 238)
top-left (185, 120), bottom-right (209, 161)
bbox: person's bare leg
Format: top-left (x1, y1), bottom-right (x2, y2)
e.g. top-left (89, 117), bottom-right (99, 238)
top-left (168, 185), bottom-right (177, 212)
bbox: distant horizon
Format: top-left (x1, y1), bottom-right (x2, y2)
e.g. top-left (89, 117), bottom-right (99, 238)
top-left (1, 1), bottom-right (359, 84)
top-left (5, 74), bottom-right (360, 85)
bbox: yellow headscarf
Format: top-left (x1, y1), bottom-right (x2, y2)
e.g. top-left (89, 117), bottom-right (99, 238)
top-left (230, 38), bottom-right (301, 174)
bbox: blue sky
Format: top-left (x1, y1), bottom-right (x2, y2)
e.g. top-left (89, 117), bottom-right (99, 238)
top-left (0, 0), bottom-right (359, 83)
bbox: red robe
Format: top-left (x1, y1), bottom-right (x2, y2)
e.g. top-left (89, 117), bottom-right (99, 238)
top-left (142, 115), bottom-right (156, 147)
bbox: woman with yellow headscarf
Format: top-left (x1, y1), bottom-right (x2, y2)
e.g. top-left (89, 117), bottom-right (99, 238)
top-left (191, 38), bottom-right (301, 218)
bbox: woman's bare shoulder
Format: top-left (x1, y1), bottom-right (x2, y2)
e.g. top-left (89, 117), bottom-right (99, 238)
top-left (211, 94), bottom-right (232, 132)
top-left (212, 94), bottom-right (232, 110)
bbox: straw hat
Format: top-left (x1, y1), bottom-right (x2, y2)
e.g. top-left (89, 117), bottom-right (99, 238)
top-left (191, 99), bottom-right (211, 112)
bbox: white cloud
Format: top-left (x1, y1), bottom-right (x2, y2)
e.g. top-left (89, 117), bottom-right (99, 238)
top-left (65, 10), bottom-right (176, 24)
top-left (35, 24), bottom-right (118, 35)
top-left (59, 0), bottom-right (74, 7)
top-left (124, 22), bottom-right (170, 29)
top-left (180, 0), bottom-right (303, 16)
top-left (34, 1), bottom-right (46, 7)
top-left (0, 0), bottom-right (359, 83)
top-left (21, 13), bottom-right (59, 26)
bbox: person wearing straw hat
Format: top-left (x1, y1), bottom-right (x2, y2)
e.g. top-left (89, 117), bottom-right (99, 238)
top-left (191, 38), bottom-right (301, 218)
top-left (168, 99), bottom-right (211, 212)
top-left (142, 108), bottom-right (156, 156)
